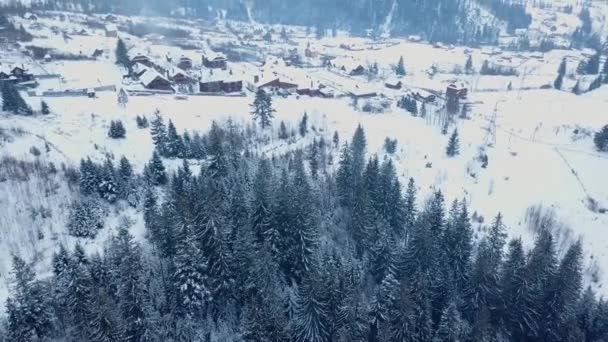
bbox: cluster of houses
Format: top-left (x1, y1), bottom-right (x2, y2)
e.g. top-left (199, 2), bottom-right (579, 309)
top-left (0, 66), bottom-right (36, 86)
top-left (128, 51), bottom-right (244, 95)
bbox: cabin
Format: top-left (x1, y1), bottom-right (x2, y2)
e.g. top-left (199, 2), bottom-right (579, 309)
top-left (43, 54), bottom-right (52, 62)
top-left (3, 67), bottom-right (35, 83)
top-left (140, 70), bottom-right (173, 92)
top-left (258, 78), bottom-right (298, 94)
top-left (199, 79), bottom-right (243, 93)
top-left (105, 24), bottom-right (118, 37)
top-left (177, 56), bottom-right (193, 70)
top-left (446, 83), bottom-right (468, 100)
top-left (131, 54), bottom-right (152, 67)
top-left (202, 54), bottom-right (227, 69)
top-left (92, 49), bottom-right (104, 58)
top-left (105, 14), bottom-right (118, 22)
top-left (168, 68), bottom-right (192, 84)
top-left (348, 65), bottom-right (366, 76)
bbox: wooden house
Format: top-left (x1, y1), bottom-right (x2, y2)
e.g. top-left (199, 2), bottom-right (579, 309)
top-left (202, 54), bottom-right (227, 69)
top-left (105, 24), bottom-right (118, 37)
top-left (258, 78), bottom-right (298, 94)
top-left (446, 83), bottom-right (468, 100)
top-left (140, 70), bottom-right (173, 92)
top-left (177, 56), bottom-right (193, 70)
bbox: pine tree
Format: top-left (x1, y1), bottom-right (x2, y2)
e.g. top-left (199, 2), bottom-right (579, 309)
top-left (540, 240), bottom-right (583, 341)
top-left (251, 89), bottom-right (275, 129)
top-left (443, 201), bottom-right (473, 292)
top-left (279, 121), bottom-right (289, 140)
top-left (150, 111), bottom-right (167, 154)
top-left (554, 58), bottom-right (566, 89)
top-left (332, 131), bottom-right (339, 148)
top-left (166, 120), bottom-right (184, 158)
top-left (6, 256), bottom-right (53, 341)
top-left (310, 140), bottom-right (320, 179)
top-left (433, 300), bottom-right (467, 342)
top-left (40, 100), bottom-right (50, 114)
top-left (117, 88), bottom-right (128, 107)
top-left (1, 81), bottom-right (32, 115)
top-left (108, 120), bottom-right (126, 139)
top-left (300, 112), bottom-right (309, 137)
top-left (500, 238), bottom-right (530, 340)
top-left (115, 38), bottom-right (130, 70)
top-left (66, 257), bottom-right (94, 340)
top-left (446, 129), bottom-right (460, 157)
top-left (396, 56), bottom-right (406, 76)
top-left (174, 229), bottom-right (210, 317)
top-left (67, 197), bottom-right (105, 238)
top-left (465, 55), bottom-right (473, 73)
top-left (292, 276), bottom-right (329, 342)
top-left (110, 227), bottom-right (149, 342)
top-left (251, 157), bottom-right (274, 244)
top-left (594, 125), bottom-right (608, 152)
top-left (147, 149), bottom-right (167, 185)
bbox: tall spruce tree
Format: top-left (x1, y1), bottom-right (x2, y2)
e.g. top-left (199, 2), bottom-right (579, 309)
top-left (251, 89), bottom-right (275, 129)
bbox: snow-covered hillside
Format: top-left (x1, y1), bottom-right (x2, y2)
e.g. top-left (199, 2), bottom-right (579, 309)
top-left (1, 7), bottom-right (608, 322)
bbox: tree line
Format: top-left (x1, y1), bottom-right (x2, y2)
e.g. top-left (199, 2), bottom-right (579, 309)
top-left (3, 121), bottom-right (608, 342)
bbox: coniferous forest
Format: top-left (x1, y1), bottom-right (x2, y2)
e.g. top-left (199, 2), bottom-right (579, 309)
top-left (3, 119), bottom-right (608, 342)
top-left (2, 0), bottom-right (501, 45)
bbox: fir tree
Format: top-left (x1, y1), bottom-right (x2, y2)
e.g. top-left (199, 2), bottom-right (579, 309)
top-left (332, 131), bottom-right (339, 148)
top-left (147, 149), bottom-right (167, 185)
top-left (396, 56), bottom-right (406, 76)
top-left (1, 81), bottom-right (33, 115)
top-left (292, 276), bottom-right (330, 342)
top-left (500, 238), bottom-right (530, 341)
top-left (6, 256), bottom-right (53, 341)
top-left (594, 125), bottom-right (608, 152)
top-left (40, 100), bottom-right (50, 114)
top-left (465, 55), bottom-right (473, 73)
top-left (166, 120), bottom-right (184, 158)
top-left (108, 120), bottom-right (126, 139)
top-left (300, 112), bottom-right (309, 137)
top-left (115, 38), bottom-right (130, 70)
top-left (174, 229), bottom-right (210, 317)
top-left (150, 111), bottom-right (167, 154)
top-left (446, 129), bottom-right (460, 157)
top-left (279, 121), bottom-right (289, 140)
top-left (251, 157), bottom-right (274, 244)
top-left (251, 89), bottom-right (275, 129)
top-left (310, 140), bottom-right (320, 179)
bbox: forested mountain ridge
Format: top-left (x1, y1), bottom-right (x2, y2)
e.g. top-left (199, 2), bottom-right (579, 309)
top-left (2, 0), bottom-right (506, 44)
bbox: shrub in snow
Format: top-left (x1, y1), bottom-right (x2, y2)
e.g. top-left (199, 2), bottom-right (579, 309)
top-left (446, 130), bottom-right (460, 157)
top-left (108, 120), bottom-right (126, 139)
top-left (384, 137), bottom-right (398, 154)
top-left (136, 115), bottom-right (149, 129)
top-left (29, 146), bottom-right (41, 157)
top-left (67, 197), bottom-right (105, 238)
top-left (594, 125), bottom-right (608, 152)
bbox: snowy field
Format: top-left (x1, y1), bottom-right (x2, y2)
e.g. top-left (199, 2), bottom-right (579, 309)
top-left (1, 6), bottom-right (608, 311)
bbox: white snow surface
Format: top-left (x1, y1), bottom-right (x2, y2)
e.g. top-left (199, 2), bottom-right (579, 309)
top-left (1, 8), bottom-right (608, 312)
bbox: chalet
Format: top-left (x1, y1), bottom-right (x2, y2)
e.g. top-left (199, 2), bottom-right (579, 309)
top-left (305, 47), bottom-right (318, 58)
top-left (258, 78), bottom-right (298, 94)
top-left (446, 83), bottom-right (468, 100)
top-left (177, 56), bottom-right (193, 70)
top-left (105, 14), bottom-right (118, 22)
top-left (408, 35), bottom-right (422, 42)
top-left (3, 66), bottom-right (35, 83)
top-left (132, 54), bottom-right (152, 67)
top-left (92, 49), bottom-right (104, 58)
top-left (202, 54), bottom-right (227, 69)
top-left (349, 65), bottom-right (366, 76)
top-left (385, 80), bottom-right (402, 90)
top-left (167, 68), bottom-right (192, 84)
top-left (105, 24), bottom-right (118, 37)
top-left (140, 70), bottom-right (173, 92)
